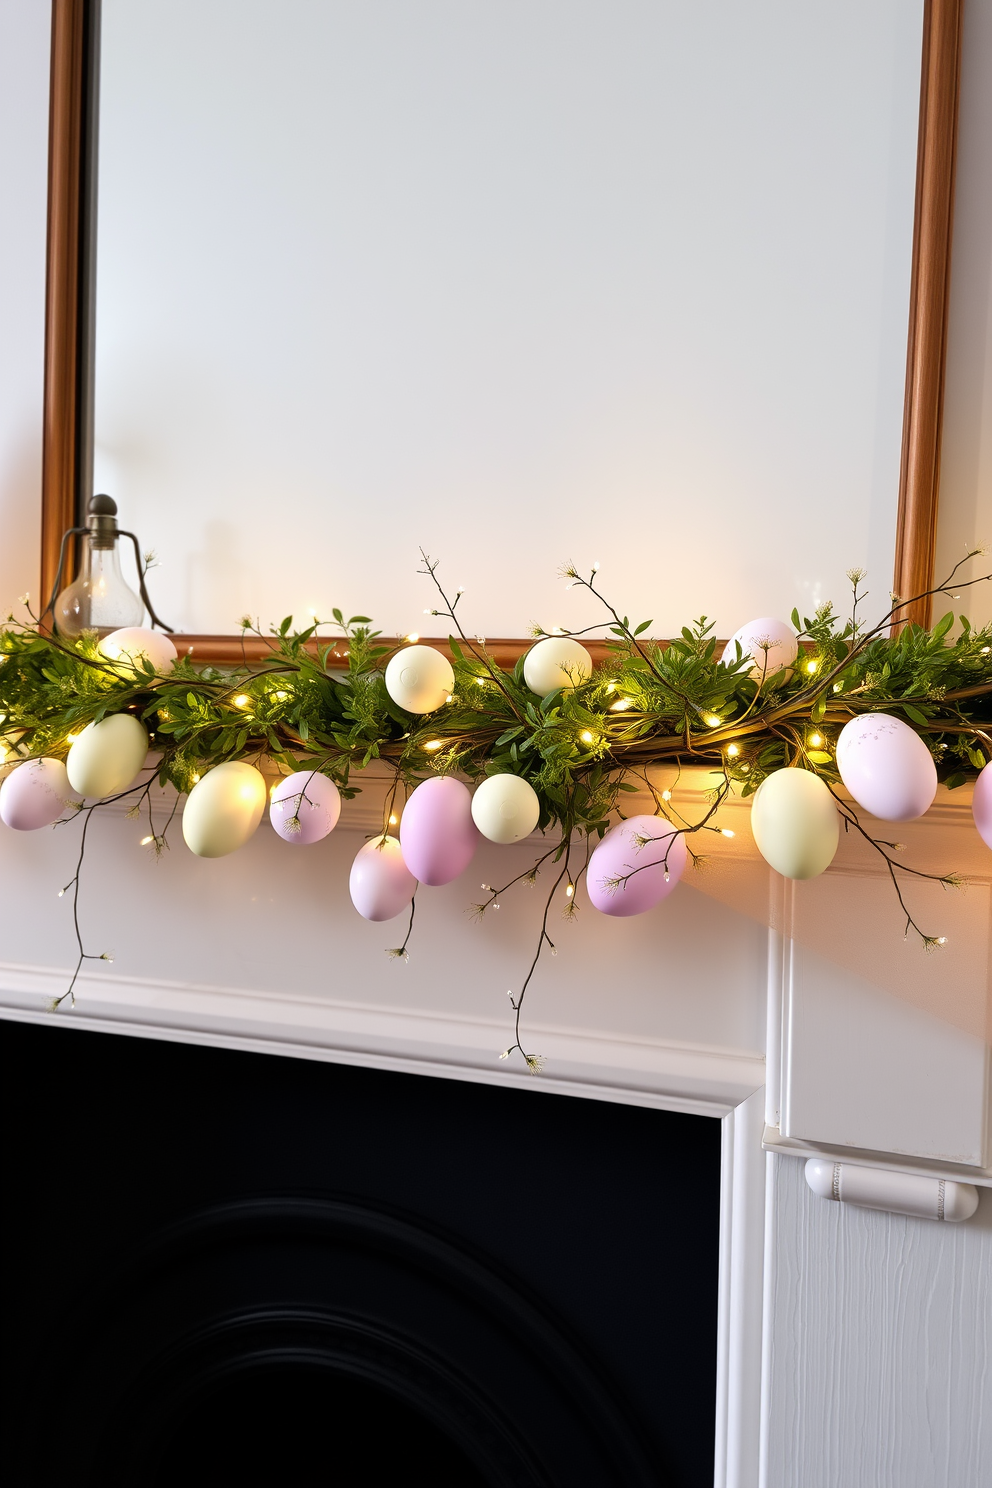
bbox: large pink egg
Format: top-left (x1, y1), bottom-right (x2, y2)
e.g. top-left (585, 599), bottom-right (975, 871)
top-left (0, 758), bottom-right (81, 830)
top-left (350, 835), bottom-right (417, 921)
top-left (269, 770), bottom-right (341, 844)
top-left (587, 814), bottom-right (687, 916)
top-left (836, 713), bottom-right (937, 821)
top-left (973, 760), bottom-right (992, 848)
top-left (399, 776), bottom-right (479, 886)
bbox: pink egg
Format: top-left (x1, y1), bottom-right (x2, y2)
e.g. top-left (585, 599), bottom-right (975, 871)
top-left (0, 758), bottom-right (81, 830)
top-left (269, 770), bottom-right (341, 844)
top-left (399, 776), bottom-right (479, 886)
top-left (973, 760), bottom-right (992, 849)
top-left (836, 713), bottom-right (937, 821)
top-left (721, 617), bottom-right (798, 681)
top-left (350, 835), bottom-right (417, 921)
top-left (587, 814), bottom-right (687, 916)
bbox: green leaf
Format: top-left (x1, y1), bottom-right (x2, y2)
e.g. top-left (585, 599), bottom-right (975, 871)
top-left (790, 608), bottom-right (801, 632)
top-left (944, 772), bottom-right (967, 790)
top-left (902, 703), bottom-right (930, 727)
top-left (332, 608), bottom-right (343, 624)
top-left (807, 750), bottom-right (832, 765)
top-left (634, 620), bottom-right (653, 635)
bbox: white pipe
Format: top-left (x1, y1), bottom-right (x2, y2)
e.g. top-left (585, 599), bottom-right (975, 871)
top-left (804, 1159), bottom-right (980, 1222)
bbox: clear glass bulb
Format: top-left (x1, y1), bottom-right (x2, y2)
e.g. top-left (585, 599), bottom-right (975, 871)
top-left (55, 533), bottom-right (144, 638)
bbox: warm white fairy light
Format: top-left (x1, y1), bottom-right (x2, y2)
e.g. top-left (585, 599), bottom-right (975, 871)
top-left (983, 647), bottom-right (991, 655)
top-left (808, 733), bottom-right (823, 748)
top-left (610, 699), bottom-right (632, 712)
top-left (233, 694), bottom-right (249, 709)
top-left (475, 677), bottom-right (487, 686)
top-left (405, 632), bottom-right (419, 644)
top-left (565, 882), bottom-right (575, 897)
top-left (721, 828), bottom-right (735, 838)
top-left (661, 789), bottom-right (672, 801)
top-left (422, 739), bottom-right (444, 752)
top-left (726, 743), bottom-right (740, 757)
top-left (389, 813), bottom-right (398, 825)
top-left (580, 729), bottom-right (595, 744)
top-left (805, 659), bottom-right (818, 674)
top-left (140, 835), bottom-right (153, 846)
top-left (191, 772), bottom-right (201, 784)
top-left (833, 683), bottom-right (842, 692)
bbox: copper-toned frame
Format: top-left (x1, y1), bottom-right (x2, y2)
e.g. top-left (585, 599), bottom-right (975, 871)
top-left (41, 0), bottom-right (963, 665)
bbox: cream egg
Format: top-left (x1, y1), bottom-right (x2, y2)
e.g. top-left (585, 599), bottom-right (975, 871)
top-left (66, 714), bottom-right (150, 798)
top-left (721, 618), bottom-right (798, 682)
top-left (98, 626), bottom-right (178, 674)
top-left (182, 761), bottom-right (267, 857)
top-left (384, 646), bottom-right (454, 714)
top-left (523, 637), bottom-right (593, 696)
top-left (471, 774), bottom-right (541, 844)
top-left (749, 767), bottom-right (839, 879)
top-left (836, 713), bottom-right (937, 821)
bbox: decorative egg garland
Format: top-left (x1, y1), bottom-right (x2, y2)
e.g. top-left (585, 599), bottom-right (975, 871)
top-left (2, 554), bottom-right (992, 1071)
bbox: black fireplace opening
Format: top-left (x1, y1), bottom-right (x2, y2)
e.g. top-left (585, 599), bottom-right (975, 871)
top-left (0, 1019), bottom-right (722, 1486)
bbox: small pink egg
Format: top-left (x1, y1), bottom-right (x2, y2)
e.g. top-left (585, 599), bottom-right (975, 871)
top-left (399, 776), bottom-right (479, 886)
top-left (350, 835), bottom-right (417, 921)
top-left (721, 617), bottom-right (798, 681)
top-left (972, 760), bottom-right (992, 849)
top-left (0, 758), bottom-right (81, 830)
top-left (269, 770), bottom-right (341, 844)
top-left (587, 814), bottom-right (686, 917)
top-left (836, 713), bottom-right (937, 821)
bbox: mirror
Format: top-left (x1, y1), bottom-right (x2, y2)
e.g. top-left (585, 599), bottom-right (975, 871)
top-left (44, 1), bottom-right (961, 651)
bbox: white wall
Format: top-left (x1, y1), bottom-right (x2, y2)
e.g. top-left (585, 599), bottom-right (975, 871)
top-left (92, 0), bottom-right (923, 639)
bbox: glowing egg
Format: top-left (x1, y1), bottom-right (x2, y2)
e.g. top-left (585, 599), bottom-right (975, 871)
top-left (749, 767), bottom-right (839, 879)
top-left (98, 626), bottom-right (178, 674)
top-left (269, 770), bottom-right (341, 844)
top-left (836, 713), bottom-right (937, 821)
top-left (471, 774), bottom-right (541, 844)
top-left (0, 758), bottom-right (81, 830)
top-left (523, 637), bottom-right (593, 696)
top-left (384, 646), bottom-right (454, 714)
top-left (399, 776), bottom-right (479, 885)
top-left (350, 834), bottom-right (418, 920)
top-left (182, 761), bottom-right (267, 857)
top-left (587, 814), bottom-right (686, 917)
top-left (66, 714), bottom-right (150, 798)
top-left (721, 618), bottom-right (798, 682)
top-left (972, 759), bottom-right (992, 849)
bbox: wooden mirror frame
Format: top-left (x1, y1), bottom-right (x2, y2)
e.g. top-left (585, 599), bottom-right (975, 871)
top-left (40, 0), bottom-right (963, 666)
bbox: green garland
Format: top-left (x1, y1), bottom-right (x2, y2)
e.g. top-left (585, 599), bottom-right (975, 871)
top-left (2, 552), bottom-right (991, 1069)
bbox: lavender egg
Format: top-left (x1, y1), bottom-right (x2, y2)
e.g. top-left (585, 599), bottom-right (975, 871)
top-left (836, 713), bottom-right (937, 821)
top-left (270, 770), bottom-right (341, 844)
top-left (399, 776), bottom-right (479, 886)
top-left (0, 758), bottom-right (81, 830)
top-left (972, 760), bottom-right (992, 849)
top-left (587, 814), bottom-right (687, 917)
top-left (350, 835), bottom-right (417, 921)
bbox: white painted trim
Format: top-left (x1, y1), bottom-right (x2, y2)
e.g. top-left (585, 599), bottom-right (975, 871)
top-left (762, 1122), bottom-right (992, 1187)
top-left (0, 960), bottom-right (764, 1117)
top-left (715, 1090), bottom-right (768, 1488)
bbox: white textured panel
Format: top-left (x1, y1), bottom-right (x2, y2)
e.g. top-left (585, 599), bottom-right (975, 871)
top-left (782, 935), bottom-right (989, 1165)
top-left (761, 1153), bottom-right (992, 1488)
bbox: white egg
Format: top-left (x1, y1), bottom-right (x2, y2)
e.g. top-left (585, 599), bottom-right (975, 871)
top-left (98, 626), bottom-right (178, 674)
top-left (384, 645), bottom-right (455, 714)
top-left (471, 774), bottom-right (541, 844)
top-left (66, 714), bottom-right (150, 798)
top-left (750, 768), bottom-right (839, 879)
top-left (721, 618), bottom-right (798, 682)
top-left (836, 713), bottom-right (937, 821)
top-left (523, 637), bottom-right (593, 695)
top-left (182, 761), bottom-right (267, 857)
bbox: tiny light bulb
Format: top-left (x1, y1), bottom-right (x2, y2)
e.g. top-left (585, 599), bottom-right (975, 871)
top-left (140, 835), bottom-right (153, 846)
top-left (423, 739), bottom-right (444, 751)
top-left (566, 883), bottom-right (574, 897)
top-left (726, 743), bottom-right (740, 757)
top-left (833, 683), bottom-right (842, 692)
top-left (191, 772), bottom-right (201, 784)
top-left (580, 730), bottom-right (595, 744)
top-left (389, 813), bottom-right (398, 825)
top-left (233, 694), bottom-right (249, 709)
top-left (405, 632), bottom-right (419, 644)
top-left (721, 828), bottom-right (735, 838)
top-left (983, 647), bottom-right (991, 656)
top-left (66, 732), bottom-right (80, 744)
top-left (610, 699), bottom-right (632, 712)
top-left (661, 789), bottom-right (672, 801)
top-left (937, 936), bottom-right (947, 945)
top-left (808, 733), bottom-right (823, 748)
top-left (704, 714), bottom-right (722, 728)
top-left (475, 676), bottom-right (486, 686)
top-left (806, 660), bottom-right (818, 674)
top-left (445, 693), bottom-right (454, 703)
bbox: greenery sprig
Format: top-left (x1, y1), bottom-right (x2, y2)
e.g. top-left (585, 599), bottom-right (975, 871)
top-left (2, 551), bottom-right (990, 1064)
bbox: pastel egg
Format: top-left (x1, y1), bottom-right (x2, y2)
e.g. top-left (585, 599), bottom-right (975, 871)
top-left (750, 767), bottom-right (839, 879)
top-left (269, 770), bottom-right (341, 844)
top-left (350, 834), bottom-right (418, 921)
top-left (66, 714), bottom-right (150, 798)
top-left (384, 646), bottom-right (454, 714)
top-left (836, 713), bottom-right (937, 821)
top-left (0, 758), bottom-right (81, 830)
top-left (471, 774), bottom-right (541, 844)
top-left (721, 618), bottom-right (798, 682)
top-left (98, 626), bottom-right (178, 674)
top-left (399, 776), bottom-right (479, 885)
top-left (587, 814), bottom-right (686, 917)
top-left (523, 637), bottom-right (593, 696)
top-left (972, 760), bottom-right (992, 849)
top-left (182, 761), bottom-right (267, 857)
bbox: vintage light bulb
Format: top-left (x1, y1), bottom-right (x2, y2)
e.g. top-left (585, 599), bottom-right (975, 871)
top-left (54, 495), bottom-right (145, 638)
